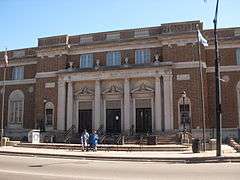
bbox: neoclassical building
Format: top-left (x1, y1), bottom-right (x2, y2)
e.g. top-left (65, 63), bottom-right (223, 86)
top-left (0, 20), bottom-right (240, 140)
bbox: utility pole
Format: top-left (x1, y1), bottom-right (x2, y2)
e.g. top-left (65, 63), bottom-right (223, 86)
top-left (213, 0), bottom-right (222, 157)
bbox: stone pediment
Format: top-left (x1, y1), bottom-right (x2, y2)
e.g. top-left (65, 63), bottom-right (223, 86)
top-left (131, 83), bottom-right (154, 94)
top-left (102, 85), bottom-right (122, 95)
top-left (74, 87), bottom-right (94, 96)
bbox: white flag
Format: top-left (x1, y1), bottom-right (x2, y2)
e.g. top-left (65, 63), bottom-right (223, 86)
top-left (198, 30), bottom-right (208, 47)
top-left (4, 50), bottom-right (8, 66)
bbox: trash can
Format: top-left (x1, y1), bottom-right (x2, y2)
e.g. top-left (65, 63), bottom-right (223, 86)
top-left (1, 137), bottom-right (10, 146)
top-left (209, 139), bottom-right (216, 150)
top-left (192, 138), bottom-right (200, 153)
top-left (147, 135), bottom-right (157, 145)
top-left (28, 129), bottom-right (40, 144)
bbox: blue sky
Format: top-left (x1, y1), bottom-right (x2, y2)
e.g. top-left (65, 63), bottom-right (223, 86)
top-left (0, 0), bottom-right (239, 50)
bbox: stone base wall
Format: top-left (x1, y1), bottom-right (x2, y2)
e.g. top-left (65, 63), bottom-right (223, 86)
top-left (192, 128), bottom-right (240, 141)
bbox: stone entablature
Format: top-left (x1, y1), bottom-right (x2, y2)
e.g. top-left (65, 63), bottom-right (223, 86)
top-left (60, 66), bottom-right (172, 82)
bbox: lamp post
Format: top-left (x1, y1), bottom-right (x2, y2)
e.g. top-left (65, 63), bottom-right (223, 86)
top-left (181, 91), bottom-right (187, 132)
top-left (181, 91), bottom-right (187, 144)
top-left (213, 0), bottom-right (222, 157)
top-left (42, 99), bottom-right (47, 132)
top-left (1, 49), bottom-right (7, 145)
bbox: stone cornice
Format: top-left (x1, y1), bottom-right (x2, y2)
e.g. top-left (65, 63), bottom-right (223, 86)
top-left (206, 65), bottom-right (240, 73)
top-left (174, 61), bottom-right (207, 69)
top-left (0, 59), bottom-right (38, 67)
top-left (35, 71), bottom-right (58, 78)
top-left (60, 65), bottom-right (172, 82)
top-left (0, 79), bottom-right (36, 86)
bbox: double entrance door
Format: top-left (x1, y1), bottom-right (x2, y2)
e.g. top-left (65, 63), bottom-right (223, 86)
top-left (136, 108), bottom-right (152, 133)
top-left (78, 109), bottom-right (92, 133)
top-left (106, 109), bottom-right (121, 134)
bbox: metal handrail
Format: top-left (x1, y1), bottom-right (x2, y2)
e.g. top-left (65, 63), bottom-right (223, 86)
top-left (64, 125), bottom-right (76, 143)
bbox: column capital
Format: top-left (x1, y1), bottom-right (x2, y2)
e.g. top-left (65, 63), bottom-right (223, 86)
top-left (162, 74), bottom-right (173, 81)
top-left (155, 76), bottom-right (160, 81)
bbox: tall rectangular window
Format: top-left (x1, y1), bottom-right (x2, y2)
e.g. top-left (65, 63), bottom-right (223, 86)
top-left (106, 51), bottom-right (121, 66)
top-left (236, 48), bottom-right (240, 65)
top-left (80, 54), bottom-right (93, 68)
top-left (12, 66), bottom-right (24, 80)
top-left (135, 49), bottom-right (151, 64)
top-left (9, 100), bottom-right (23, 124)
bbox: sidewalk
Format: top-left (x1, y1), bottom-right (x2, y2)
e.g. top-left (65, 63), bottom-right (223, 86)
top-left (0, 144), bottom-right (239, 163)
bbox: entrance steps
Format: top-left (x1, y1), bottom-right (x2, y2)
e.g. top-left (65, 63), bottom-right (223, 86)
top-left (16, 143), bottom-right (190, 152)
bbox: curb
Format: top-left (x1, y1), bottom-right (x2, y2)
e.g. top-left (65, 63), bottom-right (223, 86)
top-left (0, 151), bottom-right (240, 164)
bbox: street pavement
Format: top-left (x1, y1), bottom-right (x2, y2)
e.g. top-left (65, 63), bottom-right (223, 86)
top-left (0, 144), bottom-right (239, 162)
top-left (0, 155), bottom-right (239, 180)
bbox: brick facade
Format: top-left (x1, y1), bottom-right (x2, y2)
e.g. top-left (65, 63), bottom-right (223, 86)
top-left (0, 20), bottom-right (240, 140)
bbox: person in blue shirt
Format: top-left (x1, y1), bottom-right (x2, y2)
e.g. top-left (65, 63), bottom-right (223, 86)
top-left (89, 130), bottom-right (99, 151)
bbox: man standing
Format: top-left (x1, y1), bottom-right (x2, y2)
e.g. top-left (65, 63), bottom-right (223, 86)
top-left (89, 130), bottom-right (99, 151)
top-left (80, 129), bottom-right (89, 151)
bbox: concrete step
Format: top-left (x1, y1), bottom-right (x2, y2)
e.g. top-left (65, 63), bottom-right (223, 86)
top-left (16, 143), bottom-right (190, 152)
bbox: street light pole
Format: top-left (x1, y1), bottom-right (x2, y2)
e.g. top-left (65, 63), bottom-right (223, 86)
top-left (181, 91), bottom-right (187, 143)
top-left (213, 0), bottom-right (222, 157)
top-left (1, 49), bottom-right (7, 145)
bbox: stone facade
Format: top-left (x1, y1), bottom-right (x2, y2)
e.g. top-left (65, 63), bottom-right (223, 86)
top-left (0, 20), bottom-right (240, 140)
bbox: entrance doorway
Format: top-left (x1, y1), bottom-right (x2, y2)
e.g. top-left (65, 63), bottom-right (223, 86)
top-left (78, 109), bottom-right (92, 133)
top-left (136, 108), bottom-right (152, 133)
top-left (106, 109), bottom-right (121, 133)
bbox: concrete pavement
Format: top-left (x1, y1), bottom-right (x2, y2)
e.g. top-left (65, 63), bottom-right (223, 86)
top-left (0, 144), bottom-right (239, 163)
top-left (0, 155), bottom-right (240, 180)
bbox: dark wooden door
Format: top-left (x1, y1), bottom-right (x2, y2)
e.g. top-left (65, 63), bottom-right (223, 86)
top-left (136, 108), bottom-right (152, 133)
top-left (78, 109), bottom-right (92, 133)
top-left (106, 109), bottom-right (121, 133)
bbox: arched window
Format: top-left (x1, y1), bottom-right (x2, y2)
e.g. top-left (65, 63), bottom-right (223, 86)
top-left (178, 96), bottom-right (191, 130)
top-left (8, 90), bottom-right (24, 127)
top-left (45, 102), bottom-right (54, 127)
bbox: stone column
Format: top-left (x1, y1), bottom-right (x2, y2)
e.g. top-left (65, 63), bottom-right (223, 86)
top-left (94, 80), bottom-right (101, 130)
top-left (57, 80), bottom-right (66, 131)
top-left (132, 98), bottom-right (136, 133)
top-left (155, 77), bottom-right (162, 132)
top-left (163, 75), bottom-right (174, 130)
top-left (67, 81), bottom-right (73, 130)
top-left (124, 78), bottom-right (130, 133)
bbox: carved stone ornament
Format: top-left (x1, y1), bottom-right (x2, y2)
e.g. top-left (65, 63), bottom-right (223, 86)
top-left (153, 54), bottom-right (160, 65)
top-left (74, 87), bottom-right (94, 96)
top-left (102, 85), bottom-right (122, 94)
top-left (123, 57), bottom-right (129, 67)
top-left (95, 59), bottom-right (100, 70)
top-left (131, 83), bottom-right (154, 94)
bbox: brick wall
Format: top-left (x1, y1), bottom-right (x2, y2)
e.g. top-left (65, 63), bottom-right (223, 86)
top-left (0, 84), bottom-right (35, 129)
top-left (35, 77), bottom-right (58, 129)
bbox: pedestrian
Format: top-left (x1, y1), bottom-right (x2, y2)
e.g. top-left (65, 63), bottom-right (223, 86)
top-left (80, 129), bottom-right (89, 151)
top-left (89, 130), bottom-right (99, 152)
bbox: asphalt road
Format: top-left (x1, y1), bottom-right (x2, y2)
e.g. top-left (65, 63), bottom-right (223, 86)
top-left (0, 155), bottom-right (239, 180)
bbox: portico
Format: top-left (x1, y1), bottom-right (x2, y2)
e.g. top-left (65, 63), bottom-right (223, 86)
top-left (57, 65), bottom-right (174, 134)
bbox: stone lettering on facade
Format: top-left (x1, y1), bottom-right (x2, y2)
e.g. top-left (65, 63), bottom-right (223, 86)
top-left (45, 82), bottom-right (55, 88)
top-left (176, 74), bottom-right (190, 81)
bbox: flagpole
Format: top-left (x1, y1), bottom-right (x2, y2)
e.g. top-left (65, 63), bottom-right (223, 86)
top-left (196, 25), bottom-right (206, 152)
top-left (213, 0), bottom-right (222, 157)
top-left (1, 49), bottom-right (7, 144)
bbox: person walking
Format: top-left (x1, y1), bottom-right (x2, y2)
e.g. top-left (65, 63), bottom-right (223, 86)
top-left (89, 130), bottom-right (99, 152)
top-left (80, 129), bottom-right (89, 151)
